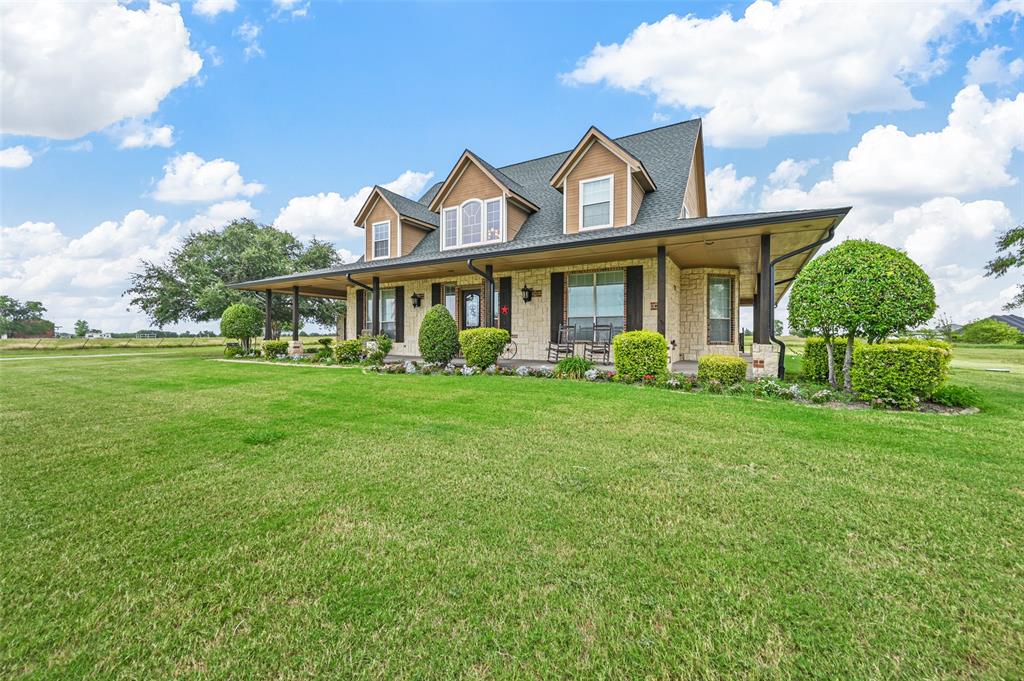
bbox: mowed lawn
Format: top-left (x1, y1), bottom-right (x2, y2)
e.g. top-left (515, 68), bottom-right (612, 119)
top-left (2, 347), bottom-right (1022, 678)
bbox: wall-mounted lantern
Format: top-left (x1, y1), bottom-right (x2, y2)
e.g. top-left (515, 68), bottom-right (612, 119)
top-left (521, 285), bottom-right (533, 303)
top-left (410, 292), bottom-right (424, 308)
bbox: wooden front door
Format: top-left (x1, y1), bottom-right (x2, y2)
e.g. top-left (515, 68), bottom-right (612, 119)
top-left (460, 288), bottom-right (481, 330)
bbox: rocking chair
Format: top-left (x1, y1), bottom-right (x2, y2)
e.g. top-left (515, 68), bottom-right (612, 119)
top-left (584, 323), bottom-right (613, 364)
top-left (547, 324), bottom-right (576, 363)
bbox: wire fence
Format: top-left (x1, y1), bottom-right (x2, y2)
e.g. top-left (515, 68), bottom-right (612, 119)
top-left (0, 336), bottom-right (338, 352)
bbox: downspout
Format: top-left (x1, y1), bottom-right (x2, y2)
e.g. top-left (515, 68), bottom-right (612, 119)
top-left (767, 220), bottom-right (839, 379)
top-left (346, 273), bottom-right (373, 336)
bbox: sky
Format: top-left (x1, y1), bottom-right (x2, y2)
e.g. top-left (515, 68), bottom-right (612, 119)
top-left (1, 0), bottom-right (1022, 334)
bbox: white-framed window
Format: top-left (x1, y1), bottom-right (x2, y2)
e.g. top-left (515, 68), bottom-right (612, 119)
top-left (443, 284), bottom-right (456, 318)
top-left (372, 221), bottom-right (390, 259)
top-left (364, 288), bottom-right (397, 339)
top-left (443, 208), bottom-right (458, 249)
top-left (439, 198), bottom-right (505, 250)
top-left (567, 270), bottom-right (625, 340)
top-left (708, 276), bottom-right (733, 344)
top-left (580, 175), bottom-right (613, 230)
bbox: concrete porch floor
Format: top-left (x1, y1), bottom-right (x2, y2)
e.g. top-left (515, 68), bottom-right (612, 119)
top-left (387, 353), bottom-right (753, 376)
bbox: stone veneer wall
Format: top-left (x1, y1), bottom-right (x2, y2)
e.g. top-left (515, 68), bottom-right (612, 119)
top-left (346, 257), bottom-right (660, 361)
top-left (676, 267), bottom-right (741, 361)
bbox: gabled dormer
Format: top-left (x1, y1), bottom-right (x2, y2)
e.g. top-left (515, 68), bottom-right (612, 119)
top-left (428, 150), bottom-right (539, 251)
top-left (354, 185), bottom-right (439, 261)
top-left (550, 126), bottom-right (657, 234)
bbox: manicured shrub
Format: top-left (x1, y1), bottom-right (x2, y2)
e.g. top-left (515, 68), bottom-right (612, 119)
top-left (334, 339), bottom-right (362, 363)
top-left (554, 356), bottom-right (594, 380)
top-left (613, 330), bottom-right (668, 383)
top-left (418, 305), bottom-right (460, 364)
top-left (851, 343), bottom-right (948, 409)
top-left (802, 337), bottom-right (845, 383)
top-left (224, 345), bottom-right (243, 358)
top-left (219, 303), bottom-right (262, 352)
top-left (882, 337), bottom-right (952, 374)
top-left (697, 354), bottom-right (747, 386)
top-left (929, 384), bottom-right (982, 409)
top-left (363, 334), bottom-right (393, 366)
top-left (959, 318), bottom-right (1024, 344)
top-left (458, 328), bottom-right (510, 369)
top-left (262, 340), bottom-right (289, 358)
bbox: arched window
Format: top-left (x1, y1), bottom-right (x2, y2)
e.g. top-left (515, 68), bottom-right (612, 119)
top-left (461, 200), bottom-right (482, 245)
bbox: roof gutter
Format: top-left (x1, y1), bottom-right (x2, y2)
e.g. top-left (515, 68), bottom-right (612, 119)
top-left (465, 258), bottom-right (493, 285)
top-left (346, 272), bottom-right (373, 293)
top-left (767, 219), bottom-right (839, 379)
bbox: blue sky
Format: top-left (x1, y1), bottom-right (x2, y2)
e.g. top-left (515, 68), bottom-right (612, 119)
top-left (1, 0), bottom-right (1022, 332)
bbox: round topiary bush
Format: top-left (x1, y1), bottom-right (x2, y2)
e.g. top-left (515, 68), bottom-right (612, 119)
top-left (458, 327), bottom-right (510, 369)
top-left (418, 305), bottom-right (460, 364)
top-left (697, 354), bottom-right (747, 385)
top-left (612, 330), bottom-right (668, 383)
top-left (220, 303), bottom-right (262, 352)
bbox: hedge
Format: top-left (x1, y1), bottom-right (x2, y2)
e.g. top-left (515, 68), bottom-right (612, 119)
top-left (697, 354), bottom-right (747, 385)
top-left (418, 305), bottom-right (460, 364)
top-left (262, 340), bottom-right (289, 358)
top-left (612, 330), bottom-right (668, 382)
top-left (802, 337), bottom-right (845, 382)
top-left (459, 328), bottom-right (509, 369)
top-left (850, 343), bottom-right (948, 409)
top-left (334, 339), bottom-right (362, 363)
top-left (882, 337), bottom-right (952, 374)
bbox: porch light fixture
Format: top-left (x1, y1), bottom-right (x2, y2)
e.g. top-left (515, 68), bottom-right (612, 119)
top-left (410, 292), bottom-right (424, 308)
top-left (521, 285), bottom-right (533, 303)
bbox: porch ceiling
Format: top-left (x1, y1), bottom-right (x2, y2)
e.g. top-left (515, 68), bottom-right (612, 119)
top-left (235, 215), bottom-right (838, 303)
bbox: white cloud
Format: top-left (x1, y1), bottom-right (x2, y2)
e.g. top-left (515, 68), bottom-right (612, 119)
top-left (965, 45), bottom-right (1024, 86)
top-left (767, 158), bottom-right (817, 188)
top-left (336, 249), bottom-right (358, 264)
top-left (0, 1), bottom-right (202, 140)
top-left (235, 21), bottom-right (264, 60)
top-left (65, 141), bottom-right (93, 153)
top-left (274, 170), bottom-right (434, 241)
top-left (705, 164), bottom-right (756, 215)
top-left (562, 1), bottom-right (987, 146)
top-left (194, 0), bottom-right (237, 19)
top-left (0, 145), bottom-right (33, 169)
top-left (180, 200), bottom-right (259, 232)
top-left (112, 120), bottom-right (176, 149)
top-left (889, 197), bottom-right (1010, 268)
top-left (153, 152), bottom-right (265, 203)
top-left (273, 0), bottom-right (309, 19)
top-left (651, 112), bottom-right (671, 124)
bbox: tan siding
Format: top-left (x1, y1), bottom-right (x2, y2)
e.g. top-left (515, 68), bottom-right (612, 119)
top-left (363, 198), bottom-right (399, 261)
top-left (630, 175), bottom-right (644, 224)
top-left (400, 220), bottom-right (430, 255)
top-left (564, 142), bottom-right (630, 234)
top-left (507, 202), bottom-right (528, 240)
top-left (442, 161), bottom-right (503, 208)
top-left (682, 133), bottom-right (708, 217)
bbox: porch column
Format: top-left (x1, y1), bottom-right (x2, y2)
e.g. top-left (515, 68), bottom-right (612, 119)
top-left (484, 264), bottom-right (494, 328)
top-left (754, 234), bottom-right (772, 343)
top-left (371, 276), bottom-right (380, 336)
top-left (264, 288), bottom-right (273, 340)
top-left (289, 286), bottom-right (303, 356)
top-left (656, 245), bottom-right (666, 336)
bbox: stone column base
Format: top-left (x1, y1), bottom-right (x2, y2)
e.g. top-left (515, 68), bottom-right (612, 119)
top-left (750, 342), bottom-right (779, 379)
top-left (288, 340), bottom-right (304, 357)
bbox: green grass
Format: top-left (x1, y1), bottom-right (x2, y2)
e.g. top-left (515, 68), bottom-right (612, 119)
top-left (2, 346), bottom-right (1023, 678)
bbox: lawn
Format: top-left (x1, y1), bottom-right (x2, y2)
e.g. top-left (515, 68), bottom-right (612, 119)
top-left (2, 346), bottom-right (1022, 678)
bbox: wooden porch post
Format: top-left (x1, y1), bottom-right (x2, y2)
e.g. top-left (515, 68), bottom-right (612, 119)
top-left (371, 276), bottom-right (380, 336)
top-left (264, 288), bottom-right (273, 340)
top-left (656, 245), bottom-right (666, 336)
top-left (291, 286), bottom-right (300, 341)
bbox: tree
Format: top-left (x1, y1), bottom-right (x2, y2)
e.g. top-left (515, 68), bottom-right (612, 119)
top-left (959, 318), bottom-right (1023, 344)
top-left (74, 320), bottom-right (89, 337)
top-left (126, 219), bottom-right (346, 332)
top-left (789, 240), bottom-right (935, 390)
top-left (220, 303), bottom-right (263, 351)
top-left (0, 296), bottom-right (48, 336)
top-left (985, 223), bottom-right (1023, 311)
top-left (774, 319), bottom-right (783, 336)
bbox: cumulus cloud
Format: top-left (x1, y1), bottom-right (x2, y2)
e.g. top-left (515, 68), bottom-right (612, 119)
top-left (179, 200), bottom-right (260, 232)
top-left (194, 0), bottom-right (237, 19)
top-left (562, 1), bottom-right (991, 146)
top-left (274, 170), bottom-right (434, 241)
top-left (965, 45), bottom-right (1024, 86)
top-left (153, 152), bottom-right (265, 203)
top-left (0, 145), bottom-right (33, 169)
top-left (706, 164), bottom-right (756, 215)
top-left (0, 1), bottom-right (202, 140)
top-left (112, 120), bottom-right (176, 149)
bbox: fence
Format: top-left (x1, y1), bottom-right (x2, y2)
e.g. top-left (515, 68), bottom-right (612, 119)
top-left (0, 336), bottom-right (340, 352)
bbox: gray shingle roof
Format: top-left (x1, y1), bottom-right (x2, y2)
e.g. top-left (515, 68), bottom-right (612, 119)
top-left (990, 314), bottom-right (1024, 332)
top-left (376, 185), bottom-right (438, 227)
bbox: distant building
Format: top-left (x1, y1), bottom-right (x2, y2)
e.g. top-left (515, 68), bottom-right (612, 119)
top-left (988, 314), bottom-right (1024, 332)
top-left (85, 332), bottom-right (112, 339)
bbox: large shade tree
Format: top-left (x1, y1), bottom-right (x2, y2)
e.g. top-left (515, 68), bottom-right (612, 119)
top-left (789, 240), bottom-right (935, 390)
top-left (126, 219), bottom-right (346, 333)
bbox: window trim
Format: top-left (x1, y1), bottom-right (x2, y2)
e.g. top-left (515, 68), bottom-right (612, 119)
top-left (578, 174), bottom-right (614, 231)
top-left (439, 197), bottom-right (506, 251)
top-left (371, 220), bottom-right (391, 260)
top-left (706, 274), bottom-right (735, 345)
top-left (364, 287), bottom-right (398, 339)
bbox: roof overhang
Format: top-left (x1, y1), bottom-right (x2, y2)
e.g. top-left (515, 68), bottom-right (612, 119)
top-left (549, 126), bottom-right (657, 192)
top-left (427, 150), bottom-right (540, 213)
top-left (230, 208), bottom-right (850, 304)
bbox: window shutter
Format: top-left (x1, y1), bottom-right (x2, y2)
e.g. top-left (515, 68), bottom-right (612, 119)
top-left (498, 276), bottom-right (512, 333)
top-left (355, 289), bottom-right (365, 336)
top-left (550, 272), bottom-right (565, 342)
top-left (431, 283), bottom-right (441, 307)
top-left (394, 286), bottom-right (405, 343)
top-left (625, 265), bottom-right (644, 331)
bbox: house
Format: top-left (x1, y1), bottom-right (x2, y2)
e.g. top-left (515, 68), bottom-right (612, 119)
top-left (230, 120), bottom-right (850, 377)
top-left (988, 315), bottom-right (1024, 332)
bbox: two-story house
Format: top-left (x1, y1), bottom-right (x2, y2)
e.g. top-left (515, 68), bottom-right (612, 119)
top-left (231, 119), bottom-right (850, 376)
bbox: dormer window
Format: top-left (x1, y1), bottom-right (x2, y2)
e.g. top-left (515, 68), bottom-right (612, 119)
top-left (440, 198), bottom-right (504, 250)
top-left (372, 220), bottom-right (390, 258)
top-left (580, 176), bottom-right (613, 230)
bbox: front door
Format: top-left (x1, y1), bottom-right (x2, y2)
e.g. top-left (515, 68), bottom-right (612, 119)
top-left (461, 288), bottom-right (481, 330)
